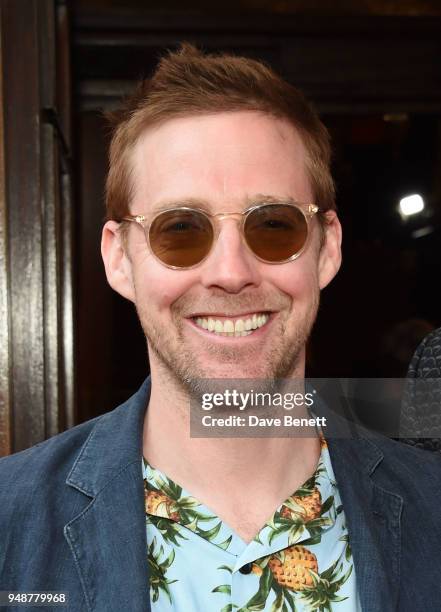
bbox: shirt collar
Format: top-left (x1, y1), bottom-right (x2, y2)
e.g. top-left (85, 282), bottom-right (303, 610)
top-left (143, 435), bottom-right (338, 563)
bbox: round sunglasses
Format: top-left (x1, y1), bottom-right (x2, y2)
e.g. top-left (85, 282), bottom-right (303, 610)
top-left (122, 202), bottom-right (322, 269)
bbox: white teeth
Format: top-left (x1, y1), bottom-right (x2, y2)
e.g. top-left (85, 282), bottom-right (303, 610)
top-left (224, 320), bottom-right (234, 333)
top-left (193, 313), bottom-right (269, 337)
top-left (235, 319), bottom-right (245, 333)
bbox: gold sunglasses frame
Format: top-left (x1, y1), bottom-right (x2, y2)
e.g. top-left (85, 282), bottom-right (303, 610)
top-left (121, 202), bottom-right (321, 270)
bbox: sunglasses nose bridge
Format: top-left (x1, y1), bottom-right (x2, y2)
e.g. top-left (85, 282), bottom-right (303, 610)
top-left (201, 214), bottom-right (261, 289)
top-left (211, 212), bottom-right (246, 246)
top-left (213, 211), bottom-right (244, 222)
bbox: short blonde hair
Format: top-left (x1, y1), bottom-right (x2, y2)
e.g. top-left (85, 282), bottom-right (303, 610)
top-left (105, 42), bottom-right (336, 231)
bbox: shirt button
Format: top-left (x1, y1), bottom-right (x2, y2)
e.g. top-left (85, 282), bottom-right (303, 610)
top-left (239, 563), bottom-right (253, 575)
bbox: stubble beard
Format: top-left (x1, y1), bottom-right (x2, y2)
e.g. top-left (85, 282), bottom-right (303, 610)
top-left (135, 288), bottom-right (320, 401)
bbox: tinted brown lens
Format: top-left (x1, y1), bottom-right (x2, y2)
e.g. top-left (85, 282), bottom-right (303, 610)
top-left (244, 204), bottom-right (308, 262)
top-left (149, 210), bottom-right (213, 267)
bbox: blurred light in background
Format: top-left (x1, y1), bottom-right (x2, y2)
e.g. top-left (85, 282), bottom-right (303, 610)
top-left (399, 193), bottom-right (425, 216)
top-left (411, 225), bottom-right (434, 239)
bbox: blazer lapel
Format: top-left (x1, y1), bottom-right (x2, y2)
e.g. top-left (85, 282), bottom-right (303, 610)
top-left (64, 379), bottom-right (152, 612)
top-left (327, 431), bottom-right (403, 612)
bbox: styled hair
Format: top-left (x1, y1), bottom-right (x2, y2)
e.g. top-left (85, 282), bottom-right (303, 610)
top-left (105, 42), bottom-right (336, 227)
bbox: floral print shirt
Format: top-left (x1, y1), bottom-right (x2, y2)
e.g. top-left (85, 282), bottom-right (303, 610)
top-left (143, 436), bottom-right (362, 611)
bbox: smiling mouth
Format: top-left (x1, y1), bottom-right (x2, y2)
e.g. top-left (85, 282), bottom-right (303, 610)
top-left (191, 312), bottom-right (270, 337)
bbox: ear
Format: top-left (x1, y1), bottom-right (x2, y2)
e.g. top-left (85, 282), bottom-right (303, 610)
top-left (318, 211), bottom-right (342, 290)
top-left (101, 221), bottom-right (136, 302)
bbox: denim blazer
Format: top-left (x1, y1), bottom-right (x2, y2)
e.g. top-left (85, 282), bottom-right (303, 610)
top-left (1, 377), bottom-right (441, 612)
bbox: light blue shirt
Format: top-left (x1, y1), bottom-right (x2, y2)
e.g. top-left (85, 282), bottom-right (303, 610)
top-left (143, 436), bottom-right (362, 611)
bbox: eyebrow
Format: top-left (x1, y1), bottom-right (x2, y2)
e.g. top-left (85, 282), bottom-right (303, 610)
top-left (148, 194), bottom-right (303, 215)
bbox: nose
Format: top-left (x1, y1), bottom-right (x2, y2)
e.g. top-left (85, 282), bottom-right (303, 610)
top-left (199, 219), bottom-right (261, 293)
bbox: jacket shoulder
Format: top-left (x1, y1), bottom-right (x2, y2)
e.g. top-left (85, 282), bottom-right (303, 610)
top-left (0, 415), bottom-right (105, 592)
top-left (0, 380), bottom-right (148, 493)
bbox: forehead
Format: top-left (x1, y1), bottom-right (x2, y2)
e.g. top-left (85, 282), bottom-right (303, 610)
top-left (129, 111), bottom-right (312, 212)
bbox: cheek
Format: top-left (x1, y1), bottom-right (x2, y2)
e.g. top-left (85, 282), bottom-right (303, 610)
top-left (270, 260), bottom-right (319, 301)
top-left (133, 263), bottom-right (198, 312)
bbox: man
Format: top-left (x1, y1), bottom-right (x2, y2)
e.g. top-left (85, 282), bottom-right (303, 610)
top-left (1, 43), bottom-right (440, 612)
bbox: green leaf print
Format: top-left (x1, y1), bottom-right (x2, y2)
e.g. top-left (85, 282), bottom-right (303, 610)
top-left (283, 590), bottom-right (297, 612)
top-left (217, 564), bottom-right (234, 573)
top-left (305, 517), bottom-right (333, 529)
top-left (218, 535), bottom-right (233, 550)
top-left (299, 534), bottom-right (323, 547)
top-left (213, 584), bottom-right (232, 595)
top-left (338, 534), bottom-right (352, 563)
top-left (319, 495), bottom-right (334, 516)
top-left (270, 591), bottom-right (285, 612)
top-left (148, 537), bottom-right (178, 604)
top-left (238, 566), bottom-right (273, 611)
top-left (177, 495), bottom-right (203, 509)
top-left (196, 520), bottom-right (223, 540)
top-left (147, 516), bottom-right (188, 546)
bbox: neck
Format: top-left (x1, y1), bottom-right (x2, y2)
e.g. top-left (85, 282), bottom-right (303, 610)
top-left (142, 357), bottom-right (321, 541)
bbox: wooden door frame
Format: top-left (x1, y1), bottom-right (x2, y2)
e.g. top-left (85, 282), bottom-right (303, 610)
top-left (0, 0), bottom-right (75, 455)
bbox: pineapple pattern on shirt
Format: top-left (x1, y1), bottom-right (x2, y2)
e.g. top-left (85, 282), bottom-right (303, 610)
top-left (143, 435), bottom-right (362, 611)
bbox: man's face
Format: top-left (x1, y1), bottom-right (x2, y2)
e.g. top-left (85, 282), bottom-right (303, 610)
top-left (103, 111), bottom-right (341, 388)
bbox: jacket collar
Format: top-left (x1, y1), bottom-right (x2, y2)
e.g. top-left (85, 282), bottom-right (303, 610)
top-left (328, 436), bottom-right (402, 612)
top-left (64, 378), bottom-right (151, 612)
top-left (66, 378), bottom-right (149, 497)
top-left (314, 392), bottom-right (403, 612)
top-left (64, 377), bottom-right (402, 612)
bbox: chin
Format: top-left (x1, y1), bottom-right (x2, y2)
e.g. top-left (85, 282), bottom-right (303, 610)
top-left (200, 366), bottom-right (269, 380)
